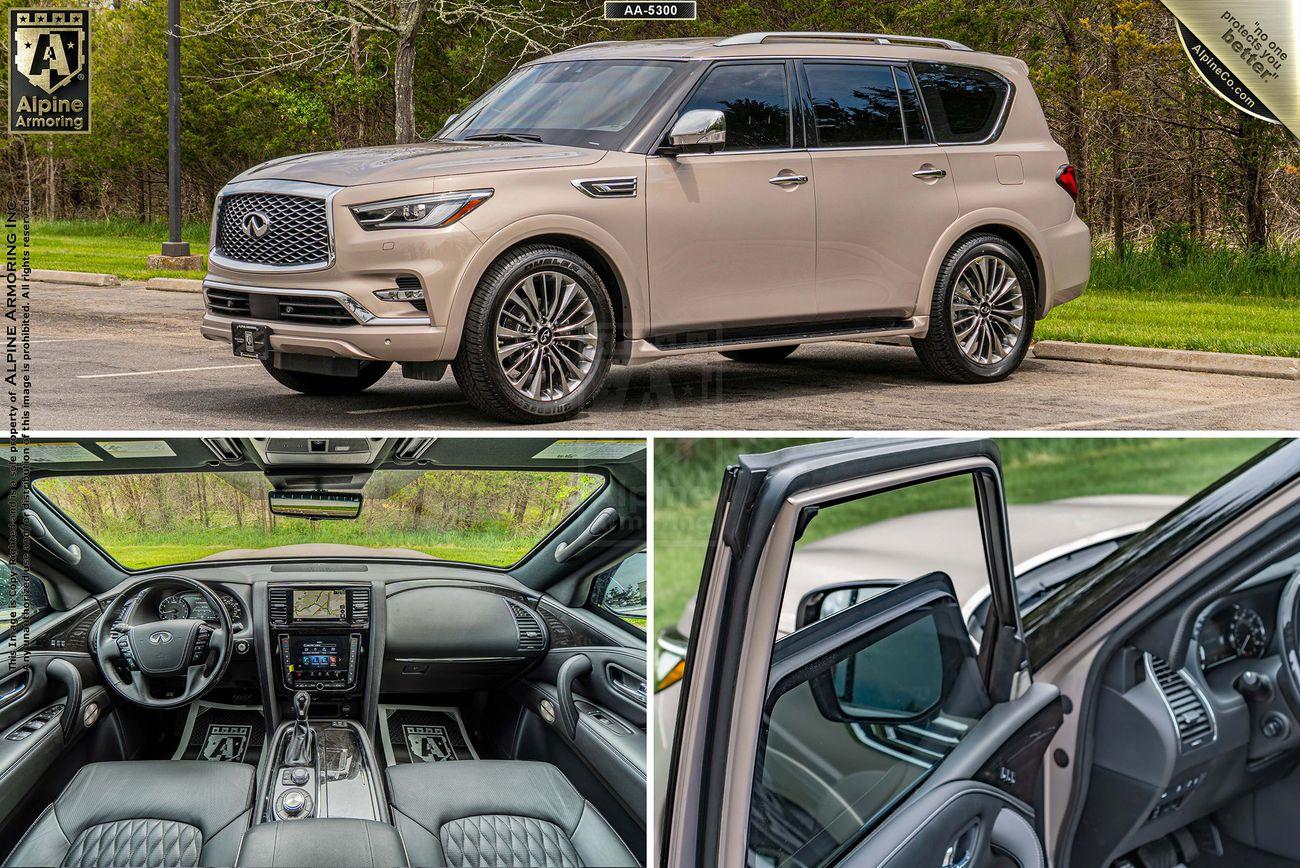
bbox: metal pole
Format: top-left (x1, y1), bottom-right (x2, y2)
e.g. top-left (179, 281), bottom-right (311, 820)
top-left (161, 0), bottom-right (189, 256)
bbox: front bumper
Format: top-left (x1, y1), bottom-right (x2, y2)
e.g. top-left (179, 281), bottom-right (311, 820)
top-left (200, 280), bottom-right (448, 363)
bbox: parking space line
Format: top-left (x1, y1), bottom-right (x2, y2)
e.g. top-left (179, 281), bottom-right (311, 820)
top-left (346, 400), bottom-right (469, 415)
top-left (77, 363), bottom-right (260, 379)
top-left (1040, 395), bottom-right (1287, 429)
top-left (32, 338), bottom-right (104, 344)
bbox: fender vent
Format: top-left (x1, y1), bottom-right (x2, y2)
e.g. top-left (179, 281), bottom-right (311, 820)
top-left (1148, 654), bottom-right (1214, 751)
top-left (572, 177), bottom-right (637, 198)
top-left (507, 601), bottom-right (546, 651)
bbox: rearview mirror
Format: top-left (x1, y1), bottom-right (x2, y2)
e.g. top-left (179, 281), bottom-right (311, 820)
top-left (667, 109), bottom-right (725, 153)
top-left (268, 490), bottom-right (363, 519)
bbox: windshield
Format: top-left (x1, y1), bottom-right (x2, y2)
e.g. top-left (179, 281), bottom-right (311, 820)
top-left (35, 469), bottom-right (604, 570)
top-left (446, 59), bottom-right (686, 150)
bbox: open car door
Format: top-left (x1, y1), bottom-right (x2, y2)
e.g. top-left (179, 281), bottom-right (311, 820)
top-left (662, 438), bottom-right (1064, 868)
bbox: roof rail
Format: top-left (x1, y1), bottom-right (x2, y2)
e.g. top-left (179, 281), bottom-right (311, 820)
top-left (716, 32), bottom-right (973, 51)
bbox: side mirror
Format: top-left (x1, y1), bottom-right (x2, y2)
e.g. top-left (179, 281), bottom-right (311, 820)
top-left (795, 580), bottom-right (900, 631)
top-left (665, 109), bottom-right (725, 154)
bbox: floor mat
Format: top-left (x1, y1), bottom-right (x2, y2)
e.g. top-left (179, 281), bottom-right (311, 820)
top-left (172, 701), bottom-right (266, 766)
top-left (379, 705), bottom-right (478, 766)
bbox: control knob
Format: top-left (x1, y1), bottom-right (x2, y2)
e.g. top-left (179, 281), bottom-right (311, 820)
top-left (281, 790), bottom-right (307, 816)
top-left (289, 767), bottom-right (309, 786)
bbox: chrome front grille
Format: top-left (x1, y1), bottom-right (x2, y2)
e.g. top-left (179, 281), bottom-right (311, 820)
top-left (217, 192), bottom-right (330, 267)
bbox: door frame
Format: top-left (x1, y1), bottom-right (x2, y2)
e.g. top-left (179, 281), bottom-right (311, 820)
top-left (663, 438), bottom-right (1026, 867)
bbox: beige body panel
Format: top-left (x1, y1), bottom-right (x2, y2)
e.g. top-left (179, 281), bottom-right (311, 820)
top-left (645, 151), bottom-right (817, 334)
top-left (812, 147), bottom-right (959, 318)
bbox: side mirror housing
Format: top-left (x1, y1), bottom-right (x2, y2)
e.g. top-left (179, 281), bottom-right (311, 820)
top-left (662, 109), bottom-right (726, 155)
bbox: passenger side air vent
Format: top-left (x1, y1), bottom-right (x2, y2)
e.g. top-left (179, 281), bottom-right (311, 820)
top-left (391, 438), bottom-right (435, 462)
top-left (507, 601), bottom-right (546, 652)
top-left (202, 438), bottom-right (244, 463)
top-left (350, 588), bottom-right (371, 624)
top-left (268, 588), bottom-right (290, 625)
top-left (1148, 654), bottom-right (1214, 751)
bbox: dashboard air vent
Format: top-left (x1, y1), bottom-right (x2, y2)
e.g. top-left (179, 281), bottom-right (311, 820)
top-left (391, 438), bottom-right (435, 461)
top-left (350, 588), bottom-right (371, 624)
top-left (507, 601), bottom-right (546, 652)
top-left (268, 588), bottom-right (290, 625)
top-left (1148, 654), bottom-right (1213, 751)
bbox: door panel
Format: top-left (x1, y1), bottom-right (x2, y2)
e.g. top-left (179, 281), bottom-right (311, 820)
top-left (663, 438), bottom-right (1047, 868)
top-left (646, 151), bottom-right (816, 335)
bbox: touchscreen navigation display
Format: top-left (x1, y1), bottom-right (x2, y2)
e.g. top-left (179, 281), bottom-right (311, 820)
top-left (292, 589), bottom-right (347, 620)
top-left (299, 640), bottom-right (340, 670)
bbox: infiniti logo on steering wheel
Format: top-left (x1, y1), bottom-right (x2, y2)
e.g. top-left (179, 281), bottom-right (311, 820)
top-left (148, 631), bottom-right (172, 645)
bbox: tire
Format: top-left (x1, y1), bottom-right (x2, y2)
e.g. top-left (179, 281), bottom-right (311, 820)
top-left (452, 244), bottom-right (615, 423)
top-left (720, 345), bottom-right (799, 363)
top-left (262, 358), bottom-right (391, 395)
top-left (912, 233), bottom-right (1035, 383)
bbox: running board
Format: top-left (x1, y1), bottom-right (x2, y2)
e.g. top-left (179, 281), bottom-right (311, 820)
top-left (634, 316), bottom-right (922, 358)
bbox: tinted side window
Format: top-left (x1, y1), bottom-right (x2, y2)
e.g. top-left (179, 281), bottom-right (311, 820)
top-left (893, 67), bottom-right (929, 143)
top-left (678, 63), bottom-right (790, 151)
top-left (747, 596), bottom-right (988, 867)
top-left (804, 63), bottom-right (904, 147)
top-left (912, 62), bottom-right (1010, 143)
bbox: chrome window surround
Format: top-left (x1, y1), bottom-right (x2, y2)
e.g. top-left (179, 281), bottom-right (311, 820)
top-left (202, 278), bottom-right (431, 327)
top-left (209, 179), bottom-right (342, 274)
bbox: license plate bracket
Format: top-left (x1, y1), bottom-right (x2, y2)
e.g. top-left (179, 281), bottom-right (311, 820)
top-left (232, 323), bottom-right (272, 360)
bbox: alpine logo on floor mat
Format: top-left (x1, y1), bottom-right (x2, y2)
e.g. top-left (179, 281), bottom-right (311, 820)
top-left (200, 724), bottom-right (252, 762)
top-left (403, 725), bottom-right (460, 762)
top-left (380, 706), bottom-right (478, 765)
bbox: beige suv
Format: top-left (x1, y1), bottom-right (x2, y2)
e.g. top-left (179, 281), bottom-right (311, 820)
top-left (201, 31), bottom-right (1089, 422)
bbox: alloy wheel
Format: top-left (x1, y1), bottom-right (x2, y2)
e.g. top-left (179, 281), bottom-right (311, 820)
top-left (949, 254), bottom-right (1026, 366)
top-left (495, 270), bottom-right (599, 401)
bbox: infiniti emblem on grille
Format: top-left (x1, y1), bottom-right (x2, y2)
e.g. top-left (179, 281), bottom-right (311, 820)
top-left (242, 211), bottom-right (271, 239)
top-left (148, 631), bottom-right (172, 645)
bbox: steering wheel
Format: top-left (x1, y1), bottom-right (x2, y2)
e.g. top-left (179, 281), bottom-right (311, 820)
top-left (1274, 567), bottom-right (1300, 717)
top-left (94, 576), bottom-right (233, 710)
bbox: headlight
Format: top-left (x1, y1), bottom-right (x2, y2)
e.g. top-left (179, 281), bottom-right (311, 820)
top-left (350, 189), bottom-right (493, 231)
top-left (655, 628), bottom-right (688, 692)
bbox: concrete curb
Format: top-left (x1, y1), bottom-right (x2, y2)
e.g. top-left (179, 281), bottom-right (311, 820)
top-left (1033, 340), bottom-right (1300, 381)
top-left (31, 269), bottom-right (118, 286)
top-left (144, 277), bottom-right (204, 293)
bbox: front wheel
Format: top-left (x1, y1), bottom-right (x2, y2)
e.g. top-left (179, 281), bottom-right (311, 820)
top-left (262, 358), bottom-right (391, 395)
top-left (452, 244), bottom-right (615, 423)
top-left (912, 234), bottom-right (1035, 383)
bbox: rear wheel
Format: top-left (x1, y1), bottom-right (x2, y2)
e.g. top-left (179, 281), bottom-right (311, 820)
top-left (720, 345), bottom-right (799, 363)
top-left (452, 244), bottom-right (614, 423)
top-left (262, 358), bottom-right (391, 395)
top-left (912, 234), bottom-right (1034, 383)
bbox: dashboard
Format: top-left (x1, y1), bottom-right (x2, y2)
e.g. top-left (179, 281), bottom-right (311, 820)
top-left (157, 590), bottom-right (246, 630)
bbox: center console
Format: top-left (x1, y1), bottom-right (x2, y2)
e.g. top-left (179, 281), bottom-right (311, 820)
top-left (268, 585), bottom-right (370, 695)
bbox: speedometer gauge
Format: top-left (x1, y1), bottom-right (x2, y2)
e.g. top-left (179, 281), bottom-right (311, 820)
top-left (158, 594), bottom-right (190, 620)
top-left (1228, 606), bottom-right (1268, 658)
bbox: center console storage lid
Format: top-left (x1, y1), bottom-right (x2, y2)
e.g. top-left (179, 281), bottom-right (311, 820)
top-left (237, 818), bottom-right (408, 867)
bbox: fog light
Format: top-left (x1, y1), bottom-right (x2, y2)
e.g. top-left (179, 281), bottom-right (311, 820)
top-left (373, 288), bottom-right (425, 303)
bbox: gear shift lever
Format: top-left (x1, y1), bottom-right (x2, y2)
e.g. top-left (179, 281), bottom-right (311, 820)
top-left (285, 690), bottom-right (312, 766)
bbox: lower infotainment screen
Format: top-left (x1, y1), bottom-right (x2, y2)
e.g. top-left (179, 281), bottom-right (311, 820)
top-left (286, 635), bottom-right (352, 687)
top-left (299, 640), bottom-right (340, 670)
top-left (292, 589), bottom-right (347, 620)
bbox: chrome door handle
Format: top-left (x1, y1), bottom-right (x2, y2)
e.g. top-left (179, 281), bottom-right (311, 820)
top-left (912, 166), bottom-right (948, 180)
top-left (768, 173), bottom-right (809, 187)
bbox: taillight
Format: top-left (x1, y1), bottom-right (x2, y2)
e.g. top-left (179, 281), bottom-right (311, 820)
top-left (1056, 164), bottom-right (1079, 201)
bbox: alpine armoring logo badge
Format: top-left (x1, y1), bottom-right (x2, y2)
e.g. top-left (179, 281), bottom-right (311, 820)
top-left (8, 8), bottom-right (91, 134)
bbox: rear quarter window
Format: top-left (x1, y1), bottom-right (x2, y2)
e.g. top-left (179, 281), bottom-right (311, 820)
top-left (912, 62), bottom-right (1011, 144)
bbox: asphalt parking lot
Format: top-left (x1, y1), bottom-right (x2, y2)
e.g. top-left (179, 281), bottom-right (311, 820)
top-left (33, 281), bottom-right (1300, 431)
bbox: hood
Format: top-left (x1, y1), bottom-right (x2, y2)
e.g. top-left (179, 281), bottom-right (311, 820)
top-left (233, 140), bottom-right (607, 187)
top-left (198, 543), bottom-right (437, 562)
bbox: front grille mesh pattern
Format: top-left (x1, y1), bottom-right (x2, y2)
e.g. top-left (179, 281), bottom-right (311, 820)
top-left (217, 193), bottom-right (330, 267)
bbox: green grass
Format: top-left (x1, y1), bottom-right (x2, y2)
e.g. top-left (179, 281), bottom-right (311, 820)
top-left (1040, 248), bottom-right (1300, 357)
top-left (653, 438), bottom-right (1275, 631)
top-left (33, 219), bottom-right (210, 281)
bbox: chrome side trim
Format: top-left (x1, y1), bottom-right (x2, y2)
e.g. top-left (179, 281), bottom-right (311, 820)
top-left (571, 177), bottom-right (638, 198)
top-left (202, 278), bottom-right (431, 327)
top-left (210, 178), bottom-right (343, 274)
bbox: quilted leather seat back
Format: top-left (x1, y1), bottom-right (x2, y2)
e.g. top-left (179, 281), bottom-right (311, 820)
top-left (440, 814), bottom-right (581, 868)
top-left (62, 818), bottom-right (202, 868)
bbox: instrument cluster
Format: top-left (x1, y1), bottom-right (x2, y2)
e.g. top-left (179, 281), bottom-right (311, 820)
top-left (158, 589), bottom-right (245, 629)
top-left (1196, 602), bottom-right (1269, 670)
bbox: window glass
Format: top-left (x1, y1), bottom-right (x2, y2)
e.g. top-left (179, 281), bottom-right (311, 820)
top-left (590, 550), bottom-right (647, 631)
top-left (678, 63), bottom-right (790, 151)
top-left (804, 63), bottom-right (904, 147)
top-left (749, 597), bottom-right (988, 867)
top-left (893, 67), bottom-right (929, 143)
top-left (912, 62), bottom-right (1009, 144)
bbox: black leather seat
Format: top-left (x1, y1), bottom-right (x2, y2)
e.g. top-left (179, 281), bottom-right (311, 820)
top-left (386, 760), bottom-right (637, 867)
top-left (4, 761), bottom-right (255, 868)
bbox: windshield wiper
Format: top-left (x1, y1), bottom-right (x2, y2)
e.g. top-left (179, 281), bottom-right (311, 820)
top-left (462, 132), bottom-right (543, 143)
